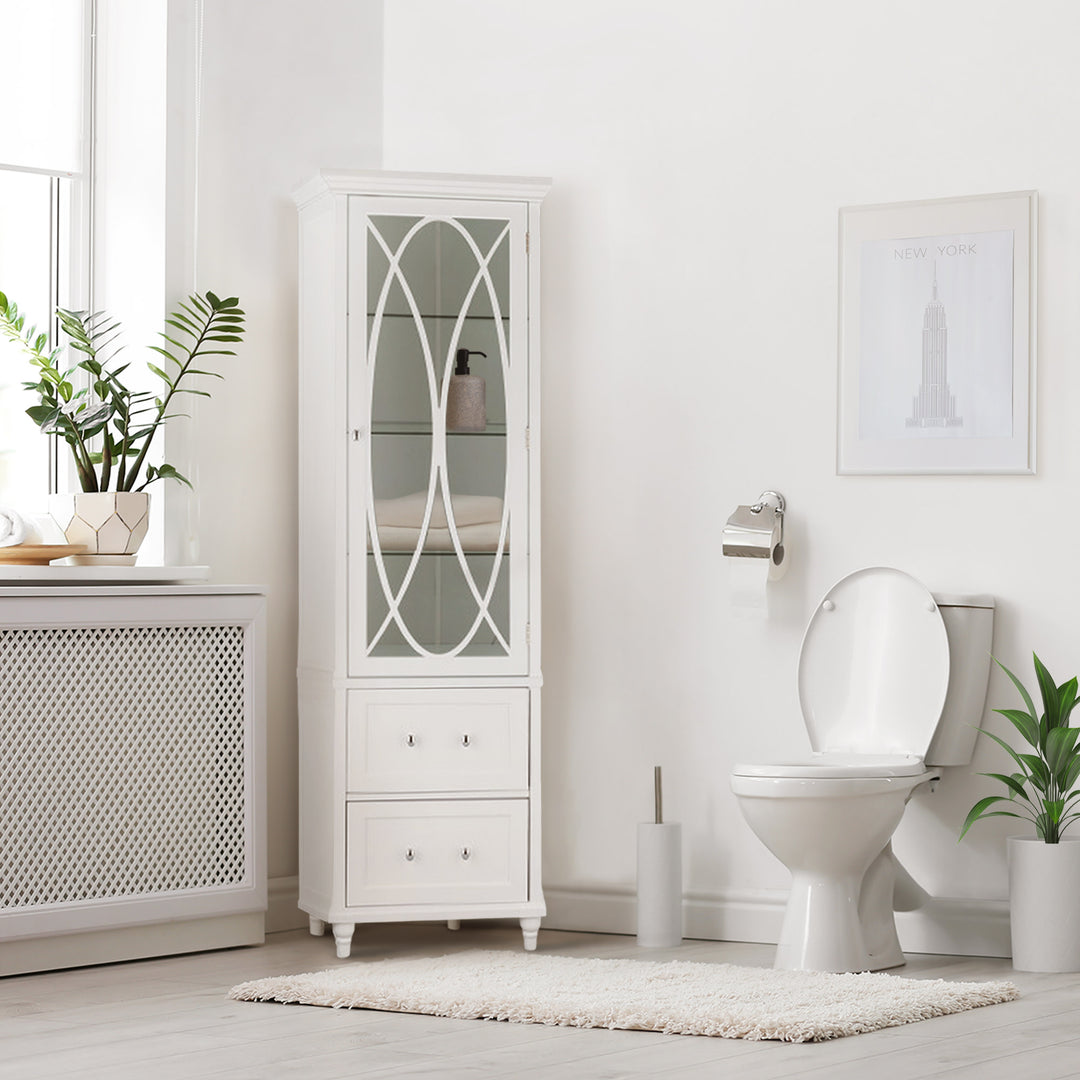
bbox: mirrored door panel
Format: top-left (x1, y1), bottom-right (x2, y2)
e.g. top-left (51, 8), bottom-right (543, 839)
top-left (351, 200), bottom-right (527, 670)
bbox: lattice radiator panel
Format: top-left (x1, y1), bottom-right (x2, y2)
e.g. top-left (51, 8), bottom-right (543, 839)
top-left (1, 623), bottom-right (249, 911)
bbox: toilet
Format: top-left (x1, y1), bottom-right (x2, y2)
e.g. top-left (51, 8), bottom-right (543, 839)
top-left (730, 567), bottom-right (994, 974)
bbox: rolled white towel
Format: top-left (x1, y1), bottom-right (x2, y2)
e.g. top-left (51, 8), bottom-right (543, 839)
top-left (0, 506), bottom-right (29, 547)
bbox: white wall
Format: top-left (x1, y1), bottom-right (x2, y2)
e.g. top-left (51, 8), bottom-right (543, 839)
top-left (382, 0), bottom-right (1080, 951)
top-left (194, 0), bottom-right (382, 893)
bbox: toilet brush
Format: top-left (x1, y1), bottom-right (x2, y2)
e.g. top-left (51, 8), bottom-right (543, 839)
top-left (636, 765), bottom-right (683, 947)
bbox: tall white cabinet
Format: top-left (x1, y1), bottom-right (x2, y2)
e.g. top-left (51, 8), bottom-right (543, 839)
top-left (294, 171), bottom-right (549, 958)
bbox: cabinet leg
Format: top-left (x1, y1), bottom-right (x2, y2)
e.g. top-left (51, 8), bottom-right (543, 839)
top-left (332, 922), bottom-right (355, 959)
top-left (520, 917), bottom-right (541, 951)
top-left (309, 916), bottom-right (326, 937)
top-left (447, 919), bottom-right (461, 931)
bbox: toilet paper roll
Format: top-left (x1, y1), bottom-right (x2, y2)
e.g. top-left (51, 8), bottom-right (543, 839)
top-left (636, 822), bottom-right (683, 948)
top-left (729, 557), bottom-right (770, 616)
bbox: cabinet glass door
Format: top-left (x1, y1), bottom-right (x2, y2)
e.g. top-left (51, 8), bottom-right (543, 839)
top-left (348, 198), bottom-right (528, 674)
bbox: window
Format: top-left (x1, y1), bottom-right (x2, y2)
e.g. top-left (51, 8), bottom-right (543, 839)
top-left (0, 0), bottom-right (92, 510)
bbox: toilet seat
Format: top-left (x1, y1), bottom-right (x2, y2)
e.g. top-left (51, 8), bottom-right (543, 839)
top-left (798, 568), bottom-right (950, 758)
top-left (732, 752), bottom-right (929, 779)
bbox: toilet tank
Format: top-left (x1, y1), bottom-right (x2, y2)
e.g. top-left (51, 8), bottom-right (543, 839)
top-left (925, 594), bottom-right (996, 767)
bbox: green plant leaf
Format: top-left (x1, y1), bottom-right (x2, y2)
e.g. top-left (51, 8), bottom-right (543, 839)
top-left (148, 462), bottom-right (192, 488)
top-left (146, 362), bottom-right (174, 386)
top-left (980, 772), bottom-right (1031, 801)
top-left (1034, 653), bottom-right (1063, 729)
top-left (1061, 682), bottom-right (1080, 725)
top-left (166, 313), bottom-right (199, 336)
top-left (147, 345), bottom-right (180, 366)
top-left (164, 315), bottom-right (198, 336)
top-left (995, 708), bottom-right (1040, 749)
top-left (1064, 757), bottom-right (1080, 792)
top-left (979, 729), bottom-right (1031, 774)
top-left (1018, 753), bottom-right (1051, 792)
top-left (995, 656), bottom-right (1039, 721)
top-left (26, 404), bottom-right (62, 429)
top-left (959, 796), bottom-right (1029, 840)
top-left (1046, 725), bottom-right (1080, 777)
top-left (158, 333), bottom-right (190, 355)
top-left (1057, 678), bottom-right (1080, 730)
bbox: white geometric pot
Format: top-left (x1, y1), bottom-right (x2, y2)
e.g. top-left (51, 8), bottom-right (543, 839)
top-left (49, 492), bottom-right (150, 565)
top-left (1008, 835), bottom-right (1080, 972)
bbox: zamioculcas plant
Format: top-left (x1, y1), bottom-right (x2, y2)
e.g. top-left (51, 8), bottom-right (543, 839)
top-left (0, 290), bottom-right (245, 492)
top-left (960, 654), bottom-right (1080, 843)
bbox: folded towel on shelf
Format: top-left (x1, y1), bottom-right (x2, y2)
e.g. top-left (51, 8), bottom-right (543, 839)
top-left (373, 491), bottom-right (503, 531)
top-left (0, 506), bottom-right (39, 548)
top-left (370, 492), bottom-right (506, 553)
top-left (375, 522), bottom-right (505, 553)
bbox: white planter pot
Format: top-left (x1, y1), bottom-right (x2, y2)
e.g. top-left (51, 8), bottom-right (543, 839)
top-left (49, 492), bottom-right (150, 565)
top-left (1008, 835), bottom-right (1080, 972)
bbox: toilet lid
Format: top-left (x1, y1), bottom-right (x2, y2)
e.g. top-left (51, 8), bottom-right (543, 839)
top-left (732, 752), bottom-right (931, 778)
top-left (799, 568), bottom-right (950, 756)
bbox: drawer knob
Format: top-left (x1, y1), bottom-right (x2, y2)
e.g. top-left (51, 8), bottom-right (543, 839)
top-left (405, 848), bottom-right (416, 861)
top-left (461, 733), bottom-right (471, 747)
top-left (461, 847), bottom-right (471, 861)
top-left (406, 733), bottom-right (416, 747)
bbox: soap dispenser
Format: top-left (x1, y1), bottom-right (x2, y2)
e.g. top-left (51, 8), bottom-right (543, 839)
top-left (446, 348), bottom-right (487, 432)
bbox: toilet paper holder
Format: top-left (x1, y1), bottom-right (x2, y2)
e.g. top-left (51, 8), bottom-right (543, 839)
top-left (723, 490), bottom-right (786, 571)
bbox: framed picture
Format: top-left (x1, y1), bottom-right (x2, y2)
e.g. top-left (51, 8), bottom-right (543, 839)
top-left (837, 190), bottom-right (1036, 474)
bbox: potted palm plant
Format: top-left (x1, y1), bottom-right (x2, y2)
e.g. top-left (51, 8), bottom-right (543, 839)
top-left (0, 290), bottom-right (244, 563)
top-left (960, 653), bottom-right (1080, 971)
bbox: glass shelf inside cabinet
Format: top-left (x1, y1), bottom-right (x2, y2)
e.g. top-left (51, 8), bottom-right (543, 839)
top-left (371, 421), bottom-right (507, 437)
top-left (370, 312), bottom-right (509, 322)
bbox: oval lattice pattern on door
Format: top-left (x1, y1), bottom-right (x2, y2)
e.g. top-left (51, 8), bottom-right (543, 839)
top-left (365, 213), bottom-right (513, 659)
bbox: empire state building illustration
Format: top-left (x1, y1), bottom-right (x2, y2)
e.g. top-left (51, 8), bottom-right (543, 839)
top-left (906, 264), bottom-right (963, 428)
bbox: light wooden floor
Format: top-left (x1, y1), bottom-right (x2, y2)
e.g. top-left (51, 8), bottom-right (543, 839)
top-left (3, 923), bottom-right (1080, 1080)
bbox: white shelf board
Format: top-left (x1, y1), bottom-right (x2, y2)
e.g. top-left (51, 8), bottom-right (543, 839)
top-left (0, 565), bottom-right (211, 585)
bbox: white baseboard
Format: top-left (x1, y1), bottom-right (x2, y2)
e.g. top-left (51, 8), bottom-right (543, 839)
top-left (544, 886), bottom-right (1010, 959)
top-left (267, 875), bottom-right (307, 933)
top-left (0, 913), bottom-right (264, 977)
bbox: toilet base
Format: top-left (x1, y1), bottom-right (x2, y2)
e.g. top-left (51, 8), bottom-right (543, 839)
top-left (730, 770), bottom-right (937, 974)
top-left (775, 871), bottom-right (869, 972)
top-left (773, 844), bottom-right (907, 973)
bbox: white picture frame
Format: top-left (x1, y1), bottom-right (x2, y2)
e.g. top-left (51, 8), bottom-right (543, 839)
top-left (837, 190), bottom-right (1036, 475)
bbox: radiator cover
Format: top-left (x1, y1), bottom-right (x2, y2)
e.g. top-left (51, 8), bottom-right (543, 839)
top-left (0, 587), bottom-right (266, 954)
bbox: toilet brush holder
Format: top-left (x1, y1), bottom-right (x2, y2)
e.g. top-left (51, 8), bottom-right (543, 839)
top-left (636, 766), bottom-right (683, 948)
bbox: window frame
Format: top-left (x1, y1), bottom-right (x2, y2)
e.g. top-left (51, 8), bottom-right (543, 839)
top-left (0, 0), bottom-right (95, 505)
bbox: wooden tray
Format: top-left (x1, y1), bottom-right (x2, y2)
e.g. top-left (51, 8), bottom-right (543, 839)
top-left (0, 544), bottom-right (88, 565)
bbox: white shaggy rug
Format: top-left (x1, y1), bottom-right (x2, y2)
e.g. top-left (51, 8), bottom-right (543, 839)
top-left (228, 950), bottom-right (1019, 1043)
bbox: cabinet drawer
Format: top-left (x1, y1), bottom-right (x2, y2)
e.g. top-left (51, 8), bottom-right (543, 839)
top-left (346, 799), bottom-right (528, 906)
top-left (346, 689), bottom-right (528, 794)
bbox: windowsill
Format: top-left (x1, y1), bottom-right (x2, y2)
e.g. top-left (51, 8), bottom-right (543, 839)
top-left (0, 564), bottom-right (210, 585)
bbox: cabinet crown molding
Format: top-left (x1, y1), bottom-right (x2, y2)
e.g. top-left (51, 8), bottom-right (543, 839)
top-left (292, 169), bottom-right (553, 209)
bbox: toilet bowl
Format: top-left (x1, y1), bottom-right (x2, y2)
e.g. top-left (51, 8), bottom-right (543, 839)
top-left (730, 568), bottom-right (994, 973)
